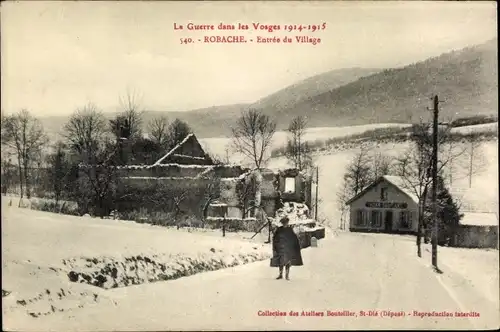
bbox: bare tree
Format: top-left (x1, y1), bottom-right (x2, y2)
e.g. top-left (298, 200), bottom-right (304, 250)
top-left (336, 148), bottom-right (373, 230)
top-left (336, 178), bottom-right (352, 230)
top-left (148, 116), bottom-right (170, 147)
top-left (464, 137), bottom-right (488, 188)
top-left (1, 116), bottom-right (16, 195)
top-left (172, 189), bottom-right (189, 230)
top-left (77, 142), bottom-right (119, 218)
top-left (201, 175), bottom-right (221, 225)
top-left (108, 90), bottom-right (145, 164)
top-left (115, 89), bottom-right (144, 140)
top-left (235, 173), bottom-right (258, 218)
top-left (223, 145), bottom-right (231, 164)
top-left (46, 141), bottom-right (72, 206)
top-left (168, 118), bottom-right (192, 149)
top-left (394, 122), bottom-right (467, 257)
top-left (64, 103), bottom-right (107, 163)
top-left (285, 116), bottom-right (313, 171)
top-left (64, 104), bottom-right (118, 217)
top-left (371, 152), bottom-right (393, 181)
top-left (231, 109), bottom-right (276, 169)
top-left (2, 110), bottom-right (48, 199)
top-left (344, 147), bottom-right (373, 196)
top-left (1, 112), bottom-right (10, 143)
top-left (394, 147), bottom-right (431, 257)
top-left (1, 157), bottom-right (16, 195)
top-left (148, 181), bottom-right (190, 228)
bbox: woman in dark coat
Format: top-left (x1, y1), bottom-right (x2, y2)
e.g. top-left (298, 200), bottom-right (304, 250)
top-left (271, 216), bottom-right (303, 280)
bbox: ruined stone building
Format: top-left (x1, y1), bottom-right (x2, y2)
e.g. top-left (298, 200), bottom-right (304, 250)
top-left (80, 133), bottom-right (315, 227)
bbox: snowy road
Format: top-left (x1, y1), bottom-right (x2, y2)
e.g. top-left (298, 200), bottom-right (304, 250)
top-left (22, 232), bottom-right (498, 331)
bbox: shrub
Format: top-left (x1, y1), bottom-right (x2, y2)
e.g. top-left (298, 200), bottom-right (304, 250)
top-left (205, 217), bottom-right (259, 232)
top-left (30, 199), bottom-right (80, 216)
top-left (450, 115), bottom-right (498, 128)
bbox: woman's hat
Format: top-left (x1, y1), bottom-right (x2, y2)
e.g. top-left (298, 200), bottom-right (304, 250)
top-left (280, 216), bottom-right (290, 225)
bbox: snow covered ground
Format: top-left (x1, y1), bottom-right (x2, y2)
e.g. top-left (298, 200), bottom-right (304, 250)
top-left (421, 243), bottom-right (499, 304)
top-left (199, 123), bottom-right (412, 164)
top-left (2, 123), bottom-right (497, 330)
top-left (4, 231), bottom-right (498, 331)
top-left (2, 202), bottom-right (271, 323)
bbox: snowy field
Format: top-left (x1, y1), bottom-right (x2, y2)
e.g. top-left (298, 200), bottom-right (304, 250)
top-left (2, 203), bottom-right (272, 322)
top-left (267, 139), bottom-right (498, 228)
top-left (199, 123), bottom-right (412, 164)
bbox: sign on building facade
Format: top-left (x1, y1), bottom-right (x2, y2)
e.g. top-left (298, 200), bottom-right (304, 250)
top-left (365, 202), bottom-right (408, 209)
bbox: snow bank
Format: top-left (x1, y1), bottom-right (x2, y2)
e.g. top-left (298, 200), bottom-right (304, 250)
top-left (2, 204), bottom-right (271, 321)
top-left (65, 250), bottom-right (269, 290)
top-left (2, 260), bottom-right (112, 320)
top-left (2, 248), bottom-right (270, 320)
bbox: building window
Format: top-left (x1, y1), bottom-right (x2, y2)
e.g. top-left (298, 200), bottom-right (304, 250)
top-left (284, 177), bottom-right (295, 193)
top-left (371, 210), bottom-right (382, 227)
top-left (400, 210), bottom-right (413, 229)
top-left (355, 209), bottom-right (365, 226)
top-left (380, 187), bottom-right (388, 201)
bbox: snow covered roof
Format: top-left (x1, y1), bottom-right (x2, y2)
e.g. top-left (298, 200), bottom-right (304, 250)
top-left (153, 134), bottom-right (208, 166)
top-left (209, 203), bottom-right (228, 207)
top-left (345, 175), bottom-right (419, 205)
top-left (460, 212), bottom-right (498, 227)
top-left (382, 175), bottom-right (419, 204)
top-left (122, 176), bottom-right (210, 180)
top-left (121, 163), bottom-right (214, 170)
top-left (80, 163), bottom-right (217, 170)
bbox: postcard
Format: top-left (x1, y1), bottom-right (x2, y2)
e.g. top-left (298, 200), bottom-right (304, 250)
top-left (1, 1), bottom-right (498, 330)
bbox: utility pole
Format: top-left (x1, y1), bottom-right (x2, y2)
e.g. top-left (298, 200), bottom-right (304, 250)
top-left (431, 95), bottom-right (439, 269)
top-left (468, 141), bottom-right (474, 188)
top-left (315, 165), bottom-right (319, 221)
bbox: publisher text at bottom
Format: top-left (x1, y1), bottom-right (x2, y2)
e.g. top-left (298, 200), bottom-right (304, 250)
top-left (256, 310), bottom-right (482, 318)
top-left (257, 310), bottom-right (357, 317)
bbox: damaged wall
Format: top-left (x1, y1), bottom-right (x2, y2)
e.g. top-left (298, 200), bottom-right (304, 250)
top-left (116, 177), bottom-right (214, 218)
top-left (79, 163), bottom-right (314, 224)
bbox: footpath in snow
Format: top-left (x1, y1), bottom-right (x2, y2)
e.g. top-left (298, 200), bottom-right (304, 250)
top-left (5, 229), bottom-right (499, 331)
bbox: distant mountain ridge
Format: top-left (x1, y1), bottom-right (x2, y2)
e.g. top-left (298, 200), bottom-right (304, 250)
top-left (39, 67), bottom-right (381, 139)
top-left (278, 38), bottom-right (498, 128)
top-left (38, 39), bottom-right (497, 139)
top-left (251, 67), bottom-right (382, 111)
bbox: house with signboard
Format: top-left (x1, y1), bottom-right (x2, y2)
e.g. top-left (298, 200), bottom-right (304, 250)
top-left (345, 175), bottom-right (419, 234)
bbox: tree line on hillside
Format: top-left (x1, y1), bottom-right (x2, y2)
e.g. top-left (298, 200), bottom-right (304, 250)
top-left (271, 114), bottom-right (498, 159)
top-left (1, 92), bottom-right (313, 222)
top-left (336, 120), bottom-right (488, 257)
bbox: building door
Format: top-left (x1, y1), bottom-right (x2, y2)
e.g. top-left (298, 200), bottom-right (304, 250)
top-left (384, 211), bottom-right (393, 232)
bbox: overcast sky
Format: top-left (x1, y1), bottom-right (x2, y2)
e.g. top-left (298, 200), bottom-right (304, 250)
top-left (1, 1), bottom-right (497, 117)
